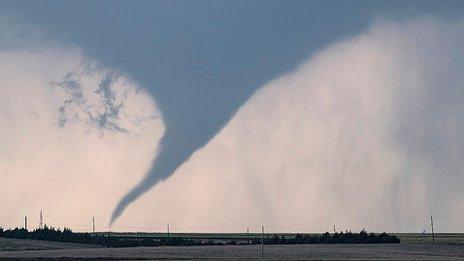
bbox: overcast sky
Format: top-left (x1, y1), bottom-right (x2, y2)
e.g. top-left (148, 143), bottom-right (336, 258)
top-left (2, 1), bottom-right (464, 231)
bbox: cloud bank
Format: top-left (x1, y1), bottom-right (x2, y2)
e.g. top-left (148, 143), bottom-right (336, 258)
top-left (0, 19), bottom-right (164, 229)
top-left (2, 16), bottom-right (464, 232)
top-left (120, 17), bottom-right (464, 233)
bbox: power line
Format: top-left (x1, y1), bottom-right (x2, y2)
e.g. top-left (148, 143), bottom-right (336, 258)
top-left (92, 217), bottom-right (96, 235)
top-left (430, 215), bottom-right (435, 244)
top-left (39, 210), bottom-right (43, 229)
top-left (1, 214), bottom-right (464, 233)
top-left (167, 222), bottom-right (170, 238)
top-left (261, 226), bottom-right (264, 259)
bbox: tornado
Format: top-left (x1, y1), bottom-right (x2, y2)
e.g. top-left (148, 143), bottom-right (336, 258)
top-left (110, 133), bottom-right (186, 224)
top-left (109, 105), bottom-right (233, 225)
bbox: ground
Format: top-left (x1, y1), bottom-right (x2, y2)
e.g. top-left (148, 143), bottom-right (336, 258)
top-left (0, 237), bottom-right (97, 252)
top-left (0, 234), bottom-right (463, 260)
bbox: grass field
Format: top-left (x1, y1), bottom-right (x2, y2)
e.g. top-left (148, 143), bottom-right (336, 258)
top-left (1, 233), bottom-right (463, 260)
top-left (395, 233), bottom-right (464, 244)
top-left (99, 231), bottom-right (464, 244)
top-left (0, 237), bottom-right (97, 252)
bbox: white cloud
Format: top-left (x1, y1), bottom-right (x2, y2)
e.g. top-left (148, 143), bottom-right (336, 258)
top-left (124, 17), bottom-right (464, 233)
top-left (2, 16), bottom-right (464, 233)
top-left (0, 34), bottom-right (164, 230)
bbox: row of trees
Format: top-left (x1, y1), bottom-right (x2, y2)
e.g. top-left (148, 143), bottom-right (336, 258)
top-left (0, 226), bottom-right (399, 247)
top-left (266, 230), bottom-right (400, 244)
top-left (0, 226), bottom-right (98, 244)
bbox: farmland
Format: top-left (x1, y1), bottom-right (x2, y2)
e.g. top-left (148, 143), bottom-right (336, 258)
top-left (395, 233), bottom-right (464, 244)
top-left (0, 233), bottom-right (463, 259)
top-left (0, 227), bottom-right (400, 246)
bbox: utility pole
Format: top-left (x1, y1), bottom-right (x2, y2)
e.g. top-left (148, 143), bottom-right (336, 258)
top-left (333, 225), bottom-right (336, 233)
top-left (430, 215), bottom-right (435, 243)
top-left (261, 226), bottom-right (264, 259)
top-left (92, 217), bottom-right (96, 236)
top-left (167, 222), bottom-right (170, 238)
top-left (39, 210), bottom-right (43, 229)
top-left (24, 216), bottom-right (27, 230)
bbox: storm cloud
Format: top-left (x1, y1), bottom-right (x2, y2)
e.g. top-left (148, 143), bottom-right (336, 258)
top-left (2, 6), bottom-right (464, 233)
top-left (121, 17), bottom-right (464, 232)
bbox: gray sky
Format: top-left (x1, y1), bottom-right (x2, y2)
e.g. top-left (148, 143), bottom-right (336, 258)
top-left (2, 0), bottom-right (464, 224)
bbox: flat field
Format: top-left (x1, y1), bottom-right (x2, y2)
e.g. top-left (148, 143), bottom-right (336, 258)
top-left (0, 237), bottom-right (97, 251)
top-left (0, 233), bottom-right (463, 260)
top-left (395, 233), bottom-right (464, 244)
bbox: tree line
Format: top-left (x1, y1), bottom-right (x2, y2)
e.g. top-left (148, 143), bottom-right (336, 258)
top-left (0, 226), bottom-right (400, 247)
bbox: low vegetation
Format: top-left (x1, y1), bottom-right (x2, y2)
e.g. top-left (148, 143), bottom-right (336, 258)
top-left (0, 226), bottom-right (399, 247)
top-left (268, 231), bottom-right (400, 244)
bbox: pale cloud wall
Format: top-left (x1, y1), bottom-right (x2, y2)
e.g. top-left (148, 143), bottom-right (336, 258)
top-left (125, 17), bottom-right (464, 233)
top-left (2, 17), bottom-right (464, 233)
top-left (0, 40), bottom-right (164, 230)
